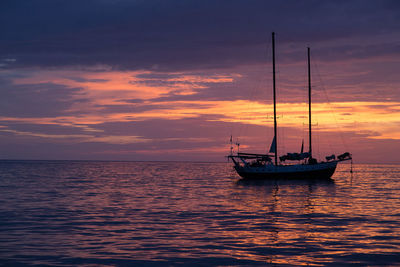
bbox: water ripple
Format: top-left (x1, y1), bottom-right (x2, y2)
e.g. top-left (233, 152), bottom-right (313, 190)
top-left (0, 161), bottom-right (400, 265)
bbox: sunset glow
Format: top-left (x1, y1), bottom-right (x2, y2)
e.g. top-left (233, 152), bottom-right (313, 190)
top-left (3, 2), bottom-right (400, 267)
top-left (1, 1), bottom-right (399, 162)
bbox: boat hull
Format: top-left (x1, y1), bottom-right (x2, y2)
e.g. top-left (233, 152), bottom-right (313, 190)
top-left (235, 161), bottom-right (338, 180)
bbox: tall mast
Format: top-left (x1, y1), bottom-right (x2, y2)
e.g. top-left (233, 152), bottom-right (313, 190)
top-left (272, 32), bottom-right (278, 165)
top-left (307, 47), bottom-right (312, 158)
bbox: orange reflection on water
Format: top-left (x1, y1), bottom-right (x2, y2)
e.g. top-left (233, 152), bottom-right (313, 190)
top-left (226, 164), bottom-right (400, 265)
top-left (2, 162), bottom-right (399, 265)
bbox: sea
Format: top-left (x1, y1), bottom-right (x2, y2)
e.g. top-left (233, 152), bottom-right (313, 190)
top-left (0, 160), bottom-right (399, 266)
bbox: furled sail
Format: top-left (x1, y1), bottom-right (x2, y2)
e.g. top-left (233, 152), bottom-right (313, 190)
top-left (280, 152), bottom-right (310, 161)
top-left (269, 136), bottom-right (276, 153)
top-left (301, 139), bottom-right (304, 154)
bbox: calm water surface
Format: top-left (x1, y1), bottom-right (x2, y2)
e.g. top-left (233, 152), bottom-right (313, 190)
top-left (0, 161), bottom-right (399, 266)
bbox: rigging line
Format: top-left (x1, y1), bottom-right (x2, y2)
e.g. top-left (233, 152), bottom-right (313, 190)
top-left (309, 78), bottom-right (335, 155)
top-left (264, 39), bottom-right (274, 151)
top-left (228, 67), bottom-right (259, 145)
top-left (234, 38), bottom-right (273, 152)
top-left (313, 59), bottom-right (350, 152)
top-left (302, 56), bottom-right (308, 154)
top-left (316, 121), bottom-right (321, 160)
top-left (237, 63), bottom-right (268, 146)
top-left (310, 85), bottom-right (321, 160)
top-left (275, 46), bottom-right (284, 155)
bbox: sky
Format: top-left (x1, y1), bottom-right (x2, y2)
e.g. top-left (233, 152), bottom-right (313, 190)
top-left (1, 0), bottom-right (400, 163)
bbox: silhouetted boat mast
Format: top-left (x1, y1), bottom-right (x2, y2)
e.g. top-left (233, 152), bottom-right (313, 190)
top-left (308, 47), bottom-right (312, 159)
top-left (228, 32), bottom-right (352, 180)
top-left (272, 32), bottom-right (278, 166)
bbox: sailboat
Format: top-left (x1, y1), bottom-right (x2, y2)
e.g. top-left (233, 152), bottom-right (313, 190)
top-left (228, 32), bottom-right (351, 179)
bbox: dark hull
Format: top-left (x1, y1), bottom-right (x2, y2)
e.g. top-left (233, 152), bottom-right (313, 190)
top-left (236, 164), bottom-right (337, 180)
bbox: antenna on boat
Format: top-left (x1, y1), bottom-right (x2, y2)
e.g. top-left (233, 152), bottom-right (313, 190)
top-left (272, 32), bottom-right (278, 166)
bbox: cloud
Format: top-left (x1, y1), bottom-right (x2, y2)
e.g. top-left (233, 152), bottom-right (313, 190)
top-left (0, 127), bottom-right (150, 144)
top-left (1, 0), bottom-right (400, 162)
top-left (0, 75), bottom-right (86, 117)
top-left (1, 0), bottom-right (399, 71)
top-left (2, 66), bottom-right (400, 145)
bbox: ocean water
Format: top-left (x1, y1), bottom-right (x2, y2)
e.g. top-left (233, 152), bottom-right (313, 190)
top-left (0, 161), bottom-right (399, 266)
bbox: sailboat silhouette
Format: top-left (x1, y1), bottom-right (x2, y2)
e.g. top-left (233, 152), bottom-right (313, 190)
top-left (228, 32), bottom-right (351, 179)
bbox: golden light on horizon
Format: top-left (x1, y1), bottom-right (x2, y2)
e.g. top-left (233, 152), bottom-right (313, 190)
top-left (1, 100), bottom-right (399, 143)
top-left (1, 67), bottom-right (398, 153)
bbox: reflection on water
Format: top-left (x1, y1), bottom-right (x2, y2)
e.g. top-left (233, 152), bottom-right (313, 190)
top-left (0, 161), bottom-right (399, 265)
top-left (233, 166), bottom-right (400, 265)
top-left (232, 179), bottom-right (336, 265)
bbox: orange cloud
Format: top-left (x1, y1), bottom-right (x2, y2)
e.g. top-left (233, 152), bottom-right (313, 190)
top-left (1, 100), bottom-right (399, 144)
top-left (4, 68), bottom-right (400, 146)
top-left (0, 128), bottom-right (150, 144)
top-left (12, 70), bottom-right (237, 104)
